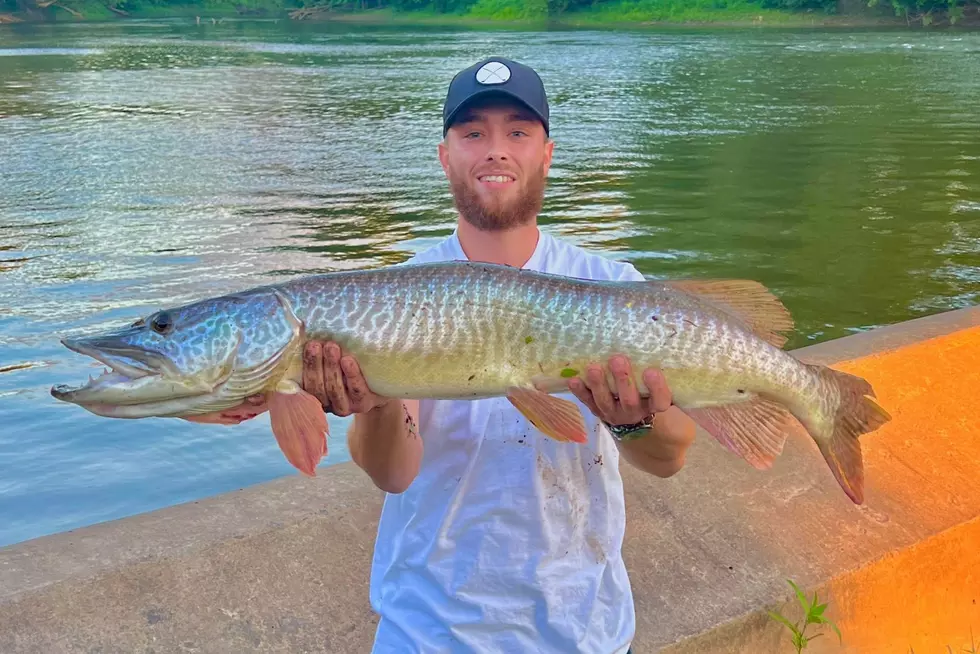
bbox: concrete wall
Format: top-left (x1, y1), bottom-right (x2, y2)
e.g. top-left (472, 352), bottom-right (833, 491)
top-left (2, 306), bottom-right (978, 653)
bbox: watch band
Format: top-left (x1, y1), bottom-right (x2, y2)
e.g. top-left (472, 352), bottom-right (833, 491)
top-left (605, 414), bottom-right (655, 441)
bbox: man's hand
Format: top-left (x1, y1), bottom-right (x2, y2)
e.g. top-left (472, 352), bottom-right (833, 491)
top-left (182, 395), bottom-right (268, 425)
top-left (301, 341), bottom-right (391, 415)
top-left (566, 354), bottom-right (696, 478)
top-left (301, 341), bottom-right (420, 494)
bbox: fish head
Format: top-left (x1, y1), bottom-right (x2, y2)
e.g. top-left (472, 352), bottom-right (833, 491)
top-left (51, 287), bottom-right (302, 418)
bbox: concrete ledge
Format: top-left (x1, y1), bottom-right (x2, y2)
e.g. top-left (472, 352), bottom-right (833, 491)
top-left (662, 514), bottom-right (980, 654)
top-left (0, 466), bottom-right (386, 653)
top-left (1, 305), bottom-right (978, 653)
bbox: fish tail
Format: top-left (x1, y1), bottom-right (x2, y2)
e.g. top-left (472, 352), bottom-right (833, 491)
top-left (806, 364), bottom-right (892, 505)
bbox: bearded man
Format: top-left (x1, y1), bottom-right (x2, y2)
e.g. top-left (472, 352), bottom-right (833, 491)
top-left (198, 57), bottom-right (697, 654)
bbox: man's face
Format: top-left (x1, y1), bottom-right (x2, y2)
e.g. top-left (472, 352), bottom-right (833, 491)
top-left (438, 98), bottom-right (554, 231)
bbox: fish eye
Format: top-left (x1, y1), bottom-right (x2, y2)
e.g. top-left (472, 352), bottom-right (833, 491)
top-left (150, 311), bottom-right (173, 334)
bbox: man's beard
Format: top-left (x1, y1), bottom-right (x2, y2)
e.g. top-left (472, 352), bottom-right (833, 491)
top-left (448, 166), bottom-right (546, 232)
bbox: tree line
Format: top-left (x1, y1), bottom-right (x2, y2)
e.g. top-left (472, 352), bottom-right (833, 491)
top-left (3, 0), bottom-right (977, 30)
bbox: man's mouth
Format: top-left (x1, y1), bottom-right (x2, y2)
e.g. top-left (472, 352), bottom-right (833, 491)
top-left (478, 174), bottom-right (515, 185)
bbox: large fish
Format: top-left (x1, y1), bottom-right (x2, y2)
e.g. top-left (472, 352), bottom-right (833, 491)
top-left (51, 261), bottom-right (891, 504)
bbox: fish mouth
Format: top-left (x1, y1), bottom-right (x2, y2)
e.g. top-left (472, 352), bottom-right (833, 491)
top-left (50, 335), bottom-right (178, 404)
top-left (65, 336), bottom-right (163, 376)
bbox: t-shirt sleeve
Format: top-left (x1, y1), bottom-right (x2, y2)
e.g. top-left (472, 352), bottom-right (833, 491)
top-left (614, 261), bottom-right (646, 283)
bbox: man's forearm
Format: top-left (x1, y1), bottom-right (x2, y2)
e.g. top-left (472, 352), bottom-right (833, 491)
top-left (615, 437), bottom-right (685, 478)
top-left (347, 399), bottom-right (423, 494)
top-left (613, 406), bottom-right (694, 478)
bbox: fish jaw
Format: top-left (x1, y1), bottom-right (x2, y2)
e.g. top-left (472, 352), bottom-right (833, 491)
top-left (51, 368), bottom-right (212, 406)
top-left (50, 335), bottom-right (232, 417)
top-left (50, 287), bottom-right (307, 418)
top-left (53, 394), bottom-right (224, 419)
top-left (62, 334), bottom-right (173, 378)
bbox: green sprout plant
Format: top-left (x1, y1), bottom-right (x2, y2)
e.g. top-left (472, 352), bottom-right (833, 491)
top-left (768, 579), bottom-right (842, 652)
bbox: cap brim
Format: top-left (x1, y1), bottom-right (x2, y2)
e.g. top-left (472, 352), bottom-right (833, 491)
top-left (443, 88), bottom-right (548, 136)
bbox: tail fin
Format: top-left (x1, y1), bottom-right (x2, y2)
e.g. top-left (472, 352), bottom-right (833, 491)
top-left (807, 364), bottom-right (892, 504)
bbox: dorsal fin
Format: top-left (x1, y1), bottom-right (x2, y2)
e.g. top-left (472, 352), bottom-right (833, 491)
top-left (663, 279), bottom-right (794, 348)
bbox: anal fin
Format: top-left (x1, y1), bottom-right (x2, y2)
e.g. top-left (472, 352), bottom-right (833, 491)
top-left (685, 396), bottom-right (801, 469)
top-left (267, 380), bottom-right (328, 476)
top-left (507, 387), bottom-right (588, 444)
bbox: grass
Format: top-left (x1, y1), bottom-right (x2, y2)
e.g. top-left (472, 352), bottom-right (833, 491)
top-left (563, 0), bottom-right (804, 25)
top-left (319, 0), bottom-right (877, 26)
top-left (466, 0), bottom-right (546, 21)
top-left (284, 6), bottom-right (550, 27)
top-left (294, 0), bottom-right (927, 28)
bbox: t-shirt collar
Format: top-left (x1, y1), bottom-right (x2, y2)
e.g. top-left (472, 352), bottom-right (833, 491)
top-left (448, 226), bottom-right (549, 272)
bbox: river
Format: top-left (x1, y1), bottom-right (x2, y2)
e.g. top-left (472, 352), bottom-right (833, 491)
top-left (0, 19), bottom-right (977, 547)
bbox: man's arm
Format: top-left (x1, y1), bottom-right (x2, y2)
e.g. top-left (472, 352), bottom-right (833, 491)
top-left (302, 342), bottom-right (423, 494)
top-left (342, 398), bottom-right (422, 494)
top-left (565, 355), bottom-right (696, 478)
top-left (614, 408), bottom-right (695, 479)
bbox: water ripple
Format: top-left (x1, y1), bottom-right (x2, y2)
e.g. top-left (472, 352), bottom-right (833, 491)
top-left (0, 23), bottom-right (978, 548)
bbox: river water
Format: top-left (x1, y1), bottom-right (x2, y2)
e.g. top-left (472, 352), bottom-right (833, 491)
top-left (0, 20), bottom-right (977, 547)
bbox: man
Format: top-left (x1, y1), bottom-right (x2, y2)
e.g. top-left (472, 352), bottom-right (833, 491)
top-left (199, 57), bottom-right (697, 653)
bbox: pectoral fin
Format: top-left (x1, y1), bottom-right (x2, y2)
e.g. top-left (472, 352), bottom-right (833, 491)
top-left (685, 396), bottom-right (802, 470)
top-left (507, 386), bottom-right (588, 444)
top-left (267, 380), bottom-right (328, 476)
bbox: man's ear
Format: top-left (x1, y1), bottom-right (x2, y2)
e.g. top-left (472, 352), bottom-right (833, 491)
top-left (437, 139), bottom-right (450, 178)
top-left (542, 138), bottom-right (555, 176)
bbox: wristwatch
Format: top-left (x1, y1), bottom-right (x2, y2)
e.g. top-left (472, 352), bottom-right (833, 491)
top-left (604, 414), bottom-right (655, 442)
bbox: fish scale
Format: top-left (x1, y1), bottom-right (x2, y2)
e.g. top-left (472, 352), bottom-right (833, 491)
top-left (262, 264), bottom-right (778, 405)
top-left (51, 260), bottom-right (891, 504)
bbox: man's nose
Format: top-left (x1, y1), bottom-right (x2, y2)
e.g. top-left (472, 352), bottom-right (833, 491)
top-left (483, 134), bottom-right (509, 160)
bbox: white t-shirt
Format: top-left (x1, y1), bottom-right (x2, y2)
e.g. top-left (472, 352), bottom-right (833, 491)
top-left (368, 228), bottom-right (645, 654)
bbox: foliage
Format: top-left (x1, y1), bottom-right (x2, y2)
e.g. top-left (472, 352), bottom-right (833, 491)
top-left (768, 579), bottom-right (842, 653)
top-left (758, 0), bottom-right (835, 13)
top-left (758, 0), bottom-right (975, 23)
top-left (867, 0), bottom-right (971, 25)
top-left (2, 0), bottom-right (289, 17)
top-left (572, 0), bottom-right (795, 22)
top-left (3, 0), bottom-right (976, 26)
top-left (466, 0), bottom-right (543, 19)
top-left (293, 0), bottom-right (977, 21)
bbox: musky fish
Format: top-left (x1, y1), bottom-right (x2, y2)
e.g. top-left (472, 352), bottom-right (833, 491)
top-left (51, 261), bottom-right (891, 504)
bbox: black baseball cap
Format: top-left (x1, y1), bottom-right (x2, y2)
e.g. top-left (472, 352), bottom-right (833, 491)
top-left (442, 57), bottom-right (550, 136)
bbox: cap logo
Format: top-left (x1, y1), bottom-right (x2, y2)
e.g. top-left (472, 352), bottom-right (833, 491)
top-left (475, 61), bottom-right (511, 85)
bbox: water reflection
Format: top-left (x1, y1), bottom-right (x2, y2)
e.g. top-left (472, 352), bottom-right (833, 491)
top-left (0, 22), bottom-right (977, 548)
